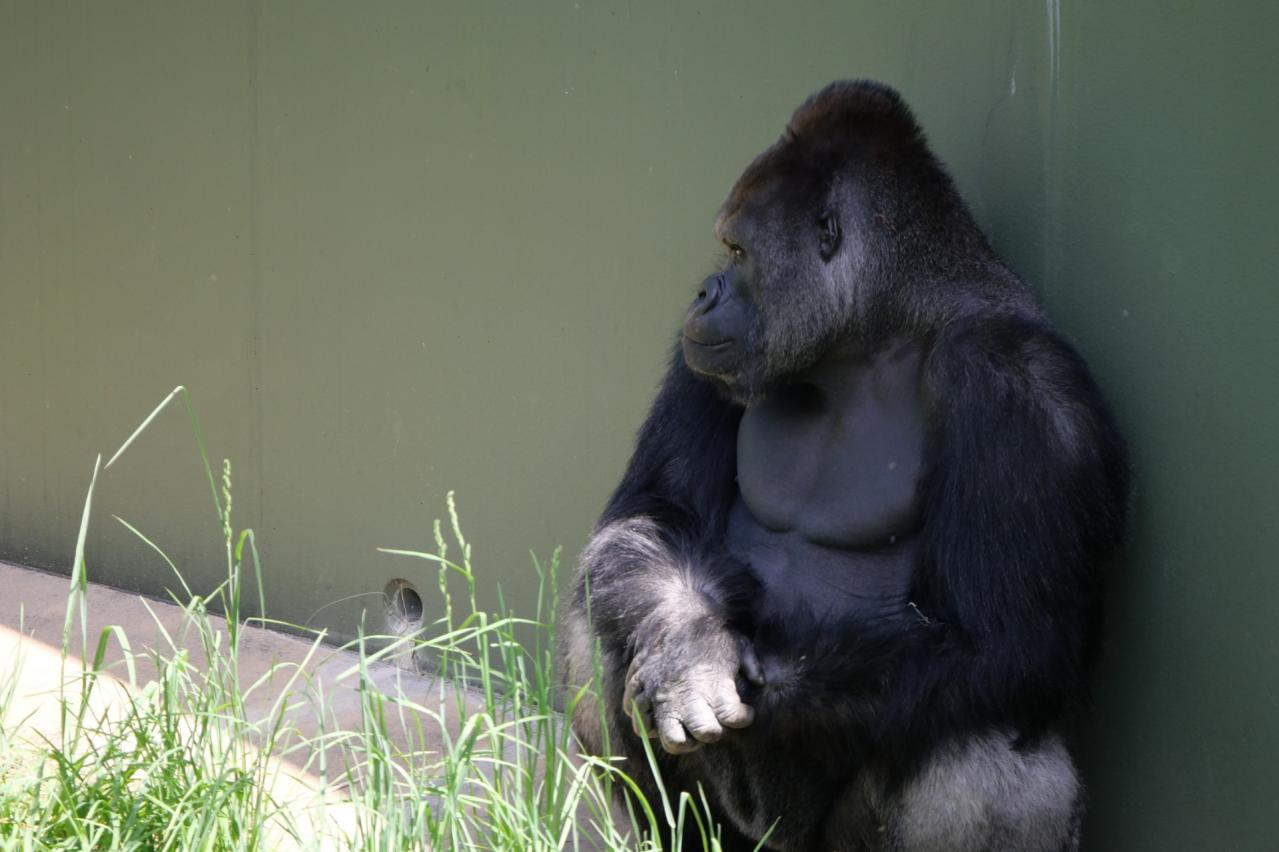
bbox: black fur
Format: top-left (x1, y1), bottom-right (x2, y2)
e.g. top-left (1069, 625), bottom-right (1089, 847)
top-left (562, 80), bottom-right (1129, 851)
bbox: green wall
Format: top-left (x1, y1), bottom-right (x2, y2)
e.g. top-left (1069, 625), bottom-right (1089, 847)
top-left (1, 2), bottom-right (1276, 847)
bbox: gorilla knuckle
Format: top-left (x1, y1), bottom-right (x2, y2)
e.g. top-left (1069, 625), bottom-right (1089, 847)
top-left (715, 699), bottom-right (754, 729)
top-left (688, 724), bottom-right (723, 744)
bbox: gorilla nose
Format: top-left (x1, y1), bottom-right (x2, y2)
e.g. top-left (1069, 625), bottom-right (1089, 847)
top-left (693, 274), bottom-right (726, 316)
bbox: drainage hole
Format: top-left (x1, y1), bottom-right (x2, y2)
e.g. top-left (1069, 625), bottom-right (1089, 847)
top-left (384, 579), bottom-right (424, 630)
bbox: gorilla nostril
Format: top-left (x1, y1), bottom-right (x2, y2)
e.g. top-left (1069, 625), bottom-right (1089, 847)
top-left (696, 275), bottom-right (726, 310)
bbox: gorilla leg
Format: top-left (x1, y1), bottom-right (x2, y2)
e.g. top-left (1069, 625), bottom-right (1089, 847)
top-left (823, 731), bottom-right (1082, 852)
top-left (560, 601), bottom-right (607, 753)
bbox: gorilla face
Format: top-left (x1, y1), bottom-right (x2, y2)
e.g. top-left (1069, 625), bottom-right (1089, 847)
top-left (681, 133), bottom-right (858, 404)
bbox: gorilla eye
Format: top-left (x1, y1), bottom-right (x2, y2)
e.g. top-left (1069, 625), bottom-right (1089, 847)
top-left (728, 243), bottom-right (746, 261)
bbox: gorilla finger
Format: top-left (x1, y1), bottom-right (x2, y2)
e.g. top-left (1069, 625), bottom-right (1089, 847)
top-left (713, 695), bottom-right (755, 729)
top-left (737, 638), bottom-right (766, 686)
top-left (631, 704), bottom-right (658, 739)
top-left (625, 649), bottom-right (648, 678)
top-left (622, 655), bottom-right (647, 695)
top-left (622, 672), bottom-right (646, 712)
top-left (657, 714), bottom-right (699, 754)
top-left (625, 690), bottom-right (653, 728)
top-left (683, 700), bottom-right (725, 744)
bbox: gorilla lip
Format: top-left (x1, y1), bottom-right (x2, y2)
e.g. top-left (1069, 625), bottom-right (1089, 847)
top-left (682, 335), bottom-right (733, 351)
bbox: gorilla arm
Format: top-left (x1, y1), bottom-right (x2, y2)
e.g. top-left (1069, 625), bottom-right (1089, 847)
top-left (570, 349), bottom-right (761, 754)
top-left (880, 313), bottom-right (1128, 758)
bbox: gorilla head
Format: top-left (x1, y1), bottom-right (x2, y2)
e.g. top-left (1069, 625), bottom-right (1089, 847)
top-left (681, 80), bottom-right (970, 404)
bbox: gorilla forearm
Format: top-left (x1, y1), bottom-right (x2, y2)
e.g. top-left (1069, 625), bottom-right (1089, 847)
top-left (568, 354), bottom-right (760, 753)
top-left (879, 313), bottom-right (1128, 747)
top-left (577, 517), bottom-right (729, 654)
top-left (577, 352), bottom-right (746, 653)
top-left (576, 517), bottom-right (762, 752)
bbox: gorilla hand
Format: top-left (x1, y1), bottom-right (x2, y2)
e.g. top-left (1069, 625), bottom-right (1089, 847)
top-left (623, 613), bottom-right (763, 754)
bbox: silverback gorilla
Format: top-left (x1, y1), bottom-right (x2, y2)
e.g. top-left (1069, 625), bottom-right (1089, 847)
top-left (561, 80), bottom-right (1129, 852)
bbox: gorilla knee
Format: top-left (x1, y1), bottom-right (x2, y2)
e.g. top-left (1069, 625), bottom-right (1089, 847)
top-left (558, 603), bottom-right (606, 754)
top-left (895, 731), bottom-right (1081, 852)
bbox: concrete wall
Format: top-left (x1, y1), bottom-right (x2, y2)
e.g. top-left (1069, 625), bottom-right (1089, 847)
top-left (2, 2), bottom-right (1277, 847)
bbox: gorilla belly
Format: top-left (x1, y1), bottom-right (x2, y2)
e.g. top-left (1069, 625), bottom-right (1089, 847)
top-left (728, 339), bottom-right (926, 622)
top-left (727, 499), bottom-right (918, 622)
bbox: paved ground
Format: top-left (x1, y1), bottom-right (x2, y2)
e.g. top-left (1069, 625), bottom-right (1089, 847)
top-left (0, 558), bottom-right (483, 748)
top-left (0, 559), bottom-right (485, 842)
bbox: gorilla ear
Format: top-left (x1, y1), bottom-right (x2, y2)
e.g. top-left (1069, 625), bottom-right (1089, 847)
top-left (818, 211), bottom-right (842, 262)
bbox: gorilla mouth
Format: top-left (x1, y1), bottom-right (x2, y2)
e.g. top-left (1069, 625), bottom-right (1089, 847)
top-left (682, 335), bottom-right (734, 351)
top-left (682, 335), bottom-right (740, 382)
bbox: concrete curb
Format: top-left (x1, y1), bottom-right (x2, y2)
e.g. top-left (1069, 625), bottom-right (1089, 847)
top-left (0, 559), bottom-right (485, 847)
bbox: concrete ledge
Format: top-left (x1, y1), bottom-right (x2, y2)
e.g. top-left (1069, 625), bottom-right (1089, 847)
top-left (1, 558), bottom-right (483, 739)
top-left (0, 559), bottom-right (486, 844)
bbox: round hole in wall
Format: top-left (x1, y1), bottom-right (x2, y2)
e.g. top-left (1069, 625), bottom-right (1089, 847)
top-left (384, 579), bottom-right (424, 633)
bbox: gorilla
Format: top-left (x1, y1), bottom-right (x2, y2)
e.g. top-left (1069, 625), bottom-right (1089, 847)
top-left (561, 80), bottom-right (1129, 852)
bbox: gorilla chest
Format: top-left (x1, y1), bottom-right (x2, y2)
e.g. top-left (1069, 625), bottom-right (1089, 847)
top-left (728, 342), bottom-right (926, 616)
top-left (736, 341), bottom-right (925, 544)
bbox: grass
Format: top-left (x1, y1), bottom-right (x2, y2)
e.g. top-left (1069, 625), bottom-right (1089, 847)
top-left (0, 387), bottom-right (744, 851)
